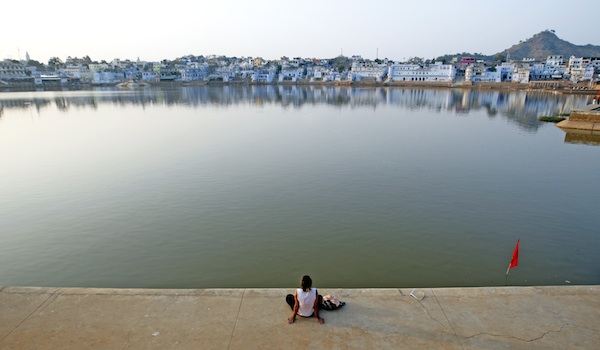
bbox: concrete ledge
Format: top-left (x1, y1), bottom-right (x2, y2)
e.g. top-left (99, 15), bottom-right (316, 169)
top-left (557, 119), bottom-right (600, 131)
top-left (1, 286), bottom-right (599, 349)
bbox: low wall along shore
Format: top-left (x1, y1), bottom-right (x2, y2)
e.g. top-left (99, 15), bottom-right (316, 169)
top-left (557, 104), bottom-right (600, 133)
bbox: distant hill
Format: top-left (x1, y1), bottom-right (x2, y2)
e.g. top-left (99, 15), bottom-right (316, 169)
top-left (501, 30), bottom-right (600, 61)
top-left (437, 30), bottom-right (600, 63)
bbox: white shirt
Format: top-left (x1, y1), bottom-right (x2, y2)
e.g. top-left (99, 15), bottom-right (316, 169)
top-left (296, 288), bottom-right (317, 317)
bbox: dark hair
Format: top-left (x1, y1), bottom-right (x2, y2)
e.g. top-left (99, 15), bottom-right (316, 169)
top-left (301, 275), bottom-right (312, 292)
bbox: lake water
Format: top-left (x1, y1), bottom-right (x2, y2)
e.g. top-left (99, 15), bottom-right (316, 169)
top-left (0, 86), bottom-right (598, 289)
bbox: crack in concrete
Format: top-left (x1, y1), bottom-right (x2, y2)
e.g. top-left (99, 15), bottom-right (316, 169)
top-left (417, 300), bottom-right (448, 330)
top-left (227, 289), bottom-right (245, 350)
top-left (432, 289), bottom-right (465, 350)
top-left (38, 289), bottom-right (61, 313)
top-left (0, 289), bottom-right (61, 344)
top-left (119, 313), bottom-right (145, 350)
top-left (463, 323), bottom-right (573, 343)
top-left (400, 289), bottom-right (451, 333)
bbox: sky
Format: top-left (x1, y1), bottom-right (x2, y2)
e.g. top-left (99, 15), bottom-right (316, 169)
top-left (2, 0), bottom-right (597, 64)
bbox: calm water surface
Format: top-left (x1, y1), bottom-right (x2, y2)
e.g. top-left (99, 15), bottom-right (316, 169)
top-left (0, 86), bottom-right (598, 288)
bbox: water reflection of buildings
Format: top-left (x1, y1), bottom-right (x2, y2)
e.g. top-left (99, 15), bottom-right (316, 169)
top-left (562, 129), bottom-right (600, 146)
top-left (0, 86), bottom-right (592, 132)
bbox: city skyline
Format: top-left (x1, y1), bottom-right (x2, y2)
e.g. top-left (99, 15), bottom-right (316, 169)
top-left (3, 0), bottom-right (598, 63)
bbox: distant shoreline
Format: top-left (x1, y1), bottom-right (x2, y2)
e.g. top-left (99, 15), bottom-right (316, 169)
top-left (1, 80), bottom-right (598, 95)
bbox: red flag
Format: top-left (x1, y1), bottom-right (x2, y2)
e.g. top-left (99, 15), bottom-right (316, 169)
top-left (509, 239), bottom-right (520, 269)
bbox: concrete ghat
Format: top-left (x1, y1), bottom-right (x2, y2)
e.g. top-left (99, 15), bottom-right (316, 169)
top-left (1, 286), bottom-right (599, 349)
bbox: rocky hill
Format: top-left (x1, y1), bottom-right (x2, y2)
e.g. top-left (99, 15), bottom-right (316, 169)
top-left (501, 30), bottom-right (600, 61)
top-left (437, 30), bottom-right (600, 63)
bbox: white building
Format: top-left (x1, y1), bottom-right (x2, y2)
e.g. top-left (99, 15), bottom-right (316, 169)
top-left (349, 61), bottom-right (388, 82)
top-left (141, 71), bottom-right (159, 82)
top-left (529, 63), bottom-right (551, 81)
top-left (64, 65), bottom-right (93, 82)
top-left (568, 56), bottom-right (589, 81)
top-left (252, 69), bottom-right (276, 83)
top-left (278, 68), bottom-right (304, 82)
top-left (311, 67), bottom-right (336, 82)
top-left (88, 63), bottom-right (109, 73)
top-left (0, 60), bottom-right (28, 79)
top-left (288, 57), bottom-right (304, 67)
top-left (93, 72), bottom-right (124, 84)
top-left (212, 68), bottom-right (237, 82)
top-left (582, 65), bottom-right (595, 81)
top-left (178, 68), bottom-right (207, 82)
top-left (465, 64), bottom-right (500, 83)
top-left (546, 55), bottom-right (563, 67)
top-left (568, 56), bottom-right (600, 82)
top-left (512, 64), bottom-right (530, 84)
top-left (238, 70), bottom-right (255, 79)
top-left (387, 62), bottom-right (455, 82)
top-left (497, 63), bottom-right (515, 82)
top-left (543, 56), bottom-right (567, 79)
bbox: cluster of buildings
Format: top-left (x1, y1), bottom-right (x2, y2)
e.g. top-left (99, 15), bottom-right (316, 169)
top-left (1, 52), bottom-right (599, 88)
top-left (463, 55), bottom-right (599, 84)
top-left (347, 55), bottom-right (599, 84)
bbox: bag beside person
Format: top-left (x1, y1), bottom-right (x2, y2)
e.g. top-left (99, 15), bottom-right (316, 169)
top-left (320, 294), bottom-right (346, 311)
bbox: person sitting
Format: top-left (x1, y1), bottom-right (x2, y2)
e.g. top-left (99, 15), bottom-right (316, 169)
top-left (286, 275), bottom-right (324, 324)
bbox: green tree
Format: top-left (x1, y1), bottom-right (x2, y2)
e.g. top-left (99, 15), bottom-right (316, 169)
top-left (27, 59), bottom-right (44, 68)
top-left (407, 57), bottom-right (424, 65)
top-left (330, 55), bottom-right (350, 68)
top-left (206, 63), bottom-right (217, 75)
top-left (48, 57), bottom-right (63, 70)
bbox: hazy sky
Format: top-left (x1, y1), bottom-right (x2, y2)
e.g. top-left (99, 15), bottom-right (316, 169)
top-left (2, 0), bottom-right (597, 63)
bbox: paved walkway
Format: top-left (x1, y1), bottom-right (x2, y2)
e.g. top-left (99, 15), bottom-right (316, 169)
top-left (1, 286), bottom-right (599, 349)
